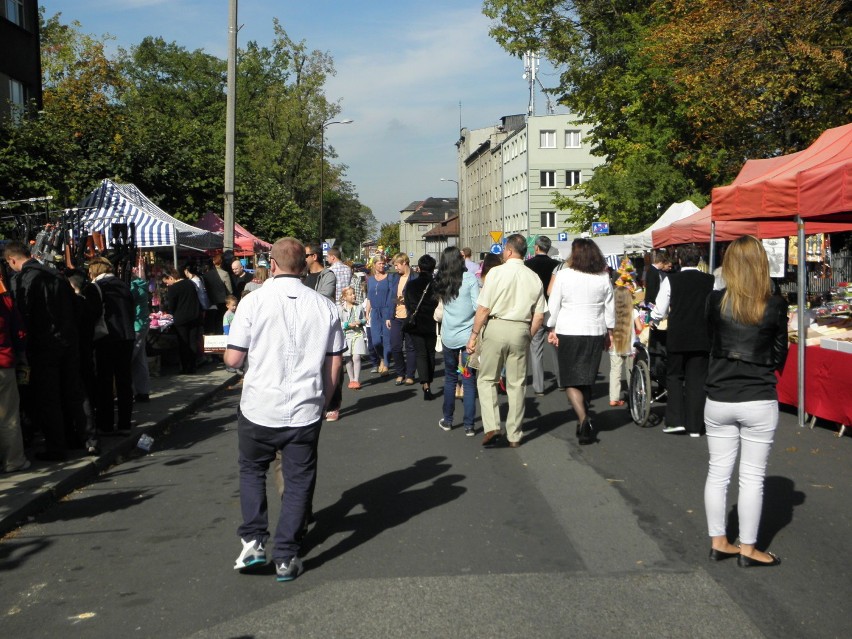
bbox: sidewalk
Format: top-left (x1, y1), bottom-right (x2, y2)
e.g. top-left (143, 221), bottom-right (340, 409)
top-left (0, 363), bottom-right (239, 538)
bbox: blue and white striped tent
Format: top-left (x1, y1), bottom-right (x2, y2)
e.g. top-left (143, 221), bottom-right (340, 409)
top-left (77, 179), bottom-right (222, 252)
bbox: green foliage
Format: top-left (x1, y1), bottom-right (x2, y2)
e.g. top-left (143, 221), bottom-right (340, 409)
top-left (483, 0), bottom-right (851, 233)
top-left (377, 222), bottom-right (400, 256)
top-left (1, 12), bottom-right (376, 252)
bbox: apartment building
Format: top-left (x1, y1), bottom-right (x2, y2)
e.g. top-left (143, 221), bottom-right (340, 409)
top-left (456, 113), bottom-right (599, 256)
top-left (0, 0), bottom-right (42, 121)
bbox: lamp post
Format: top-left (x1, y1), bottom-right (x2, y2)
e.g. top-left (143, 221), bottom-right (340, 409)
top-left (440, 177), bottom-right (460, 244)
top-left (320, 118), bottom-right (354, 245)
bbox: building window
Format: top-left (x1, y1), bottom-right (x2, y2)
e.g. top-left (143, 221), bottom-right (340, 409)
top-left (565, 129), bottom-right (581, 148)
top-left (418, 224), bottom-right (428, 231)
top-left (5, 0), bottom-right (25, 27)
top-left (541, 211), bottom-right (556, 228)
top-left (540, 130), bottom-right (556, 148)
top-left (540, 171), bottom-right (556, 188)
top-left (566, 170), bottom-right (582, 186)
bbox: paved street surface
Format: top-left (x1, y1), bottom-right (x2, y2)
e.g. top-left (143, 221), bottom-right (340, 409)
top-left (0, 358), bottom-right (848, 638)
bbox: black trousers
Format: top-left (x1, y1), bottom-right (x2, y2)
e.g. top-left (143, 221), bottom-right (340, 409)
top-left (174, 322), bottom-right (200, 373)
top-left (665, 350), bottom-right (709, 434)
top-left (94, 339), bottom-right (134, 432)
top-left (28, 347), bottom-right (92, 453)
top-left (410, 332), bottom-right (437, 384)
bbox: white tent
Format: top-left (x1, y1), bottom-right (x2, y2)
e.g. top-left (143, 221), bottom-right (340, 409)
top-left (623, 200), bottom-right (700, 252)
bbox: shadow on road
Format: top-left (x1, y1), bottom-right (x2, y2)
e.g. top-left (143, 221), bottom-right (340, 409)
top-left (724, 475), bottom-right (806, 551)
top-left (301, 456), bottom-right (466, 569)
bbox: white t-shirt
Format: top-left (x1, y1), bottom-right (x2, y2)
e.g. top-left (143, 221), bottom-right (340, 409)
top-left (227, 275), bottom-right (346, 428)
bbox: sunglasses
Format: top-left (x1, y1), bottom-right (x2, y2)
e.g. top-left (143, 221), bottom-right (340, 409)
top-left (305, 252), bottom-right (316, 257)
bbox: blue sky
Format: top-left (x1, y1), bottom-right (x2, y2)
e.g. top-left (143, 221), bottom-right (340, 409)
top-left (40, 0), bottom-right (563, 226)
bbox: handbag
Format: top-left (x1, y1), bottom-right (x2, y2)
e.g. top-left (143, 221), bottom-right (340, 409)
top-left (435, 323), bottom-right (443, 353)
top-left (92, 281), bottom-right (109, 341)
top-left (403, 282), bottom-right (430, 332)
top-left (433, 299), bottom-right (444, 323)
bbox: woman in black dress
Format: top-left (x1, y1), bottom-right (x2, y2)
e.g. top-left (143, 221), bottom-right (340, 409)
top-left (404, 255), bottom-right (439, 400)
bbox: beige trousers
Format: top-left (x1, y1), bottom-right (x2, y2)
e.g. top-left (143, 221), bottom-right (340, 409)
top-left (476, 319), bottom-right (531, 443)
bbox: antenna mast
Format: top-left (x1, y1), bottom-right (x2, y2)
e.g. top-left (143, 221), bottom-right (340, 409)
top-left (523, 51), bottom-right (539, 117)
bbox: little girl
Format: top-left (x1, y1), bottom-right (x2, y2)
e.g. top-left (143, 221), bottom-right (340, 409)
top-left (339, 287), bottom-right (367, 389)
top-left (609, 285), bottom-right (643, 406)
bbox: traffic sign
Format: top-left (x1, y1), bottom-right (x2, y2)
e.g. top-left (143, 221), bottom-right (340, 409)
top-left (557, 232), bottom-right (568, 242)
top-left (321, 242), bottom-right (330, 251)
top-left (591, 222), bottom-right (610, 235)
top-left (489, 231), bottom-right (503, 244)
top-left (490, 243), bottom-right (503, 255)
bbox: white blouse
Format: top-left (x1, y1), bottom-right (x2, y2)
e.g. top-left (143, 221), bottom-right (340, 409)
top-left (547, 267), bottom-right (615, 336)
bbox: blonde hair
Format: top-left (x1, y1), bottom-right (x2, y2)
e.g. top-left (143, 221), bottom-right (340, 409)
top-left (88, 256), bottom-right (113, 279)
top-left (392, 252), bottom-right (409, 267)
top-left (612, 286), bottom-right (635, 354)
top-left (339, 286), bottom-right (355, 304)
top-left (721, 235), bottom-right (770, 325)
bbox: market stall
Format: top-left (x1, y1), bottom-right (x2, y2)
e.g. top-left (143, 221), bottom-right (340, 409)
top-left (624, 200), bottom-right (699, 252)
top-left (195, 211), bottom-right (271, 257)
top-left (711, 122), bottom-right (852, 427)
top-left (78, 179), bottom-right (223, 265)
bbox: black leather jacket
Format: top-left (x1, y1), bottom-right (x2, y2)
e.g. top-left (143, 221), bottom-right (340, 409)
top-left (706, 290), bottom-right (788, 370)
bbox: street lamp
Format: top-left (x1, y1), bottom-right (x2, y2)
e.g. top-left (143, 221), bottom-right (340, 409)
top-left (320, 118), bottom-right (354, 245)
top-left (440, 177), bottom-right (460, 243)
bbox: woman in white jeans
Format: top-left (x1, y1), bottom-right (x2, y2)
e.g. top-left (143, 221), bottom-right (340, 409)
top-left (703, 236), bottom-right (789, 567)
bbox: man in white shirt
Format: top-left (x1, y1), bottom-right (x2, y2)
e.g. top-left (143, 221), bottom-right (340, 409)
top-left (225, 237), bottom-right (345, 582)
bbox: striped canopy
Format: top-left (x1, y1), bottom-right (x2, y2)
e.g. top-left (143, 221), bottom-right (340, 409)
top-left (77, 180), bottom-right (222, 251)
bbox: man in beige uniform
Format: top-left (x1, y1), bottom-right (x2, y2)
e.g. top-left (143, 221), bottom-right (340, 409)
top-left (466, 234), bottom-right (546, 448)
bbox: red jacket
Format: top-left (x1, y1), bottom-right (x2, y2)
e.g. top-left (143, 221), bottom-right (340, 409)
top-left (0, 292), bottom-right (26, 369)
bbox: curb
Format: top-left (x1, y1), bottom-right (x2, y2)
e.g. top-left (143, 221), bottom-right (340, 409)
top-left (0, 374), bottom-right (239, 538)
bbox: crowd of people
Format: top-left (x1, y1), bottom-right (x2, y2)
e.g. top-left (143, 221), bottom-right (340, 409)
top-left (2, 232), bottom-right (788, 580)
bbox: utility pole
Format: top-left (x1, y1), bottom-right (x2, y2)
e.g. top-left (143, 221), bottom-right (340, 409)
top-left (223, 0), bottom-right (238, 254)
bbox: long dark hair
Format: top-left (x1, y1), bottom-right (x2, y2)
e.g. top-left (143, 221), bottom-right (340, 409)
top-left (433, 246), bottom-right (465, 303)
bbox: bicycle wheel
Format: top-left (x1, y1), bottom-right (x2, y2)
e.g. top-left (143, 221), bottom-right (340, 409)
top-left (629, 359), bottom-right (652, 427)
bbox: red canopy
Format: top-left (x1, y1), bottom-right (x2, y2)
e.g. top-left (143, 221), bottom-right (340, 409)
top-left (196, 212), bottom-right (272, 256)
top-left (712, 123), bottom-right (852, 221)
top-left (652, 204), bottom-right (851, 248)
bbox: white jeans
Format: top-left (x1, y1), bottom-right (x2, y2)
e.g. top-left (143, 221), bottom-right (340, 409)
top-left (703, 398), bottom-right (777, 545)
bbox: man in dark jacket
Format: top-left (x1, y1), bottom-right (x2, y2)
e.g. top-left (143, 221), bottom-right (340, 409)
top-left (644, 250), bottom-right (671, 307)
top-left (651, 245), bottom-right (714, 437)
top-left (4, 241), bottom-right (94, 460)
top-left (525, 236), bottom-right (559, 395)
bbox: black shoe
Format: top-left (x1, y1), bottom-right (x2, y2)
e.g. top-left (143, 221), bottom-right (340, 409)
top-left (423, 387), bottom-right (433, 401)
top-left (577, 418), bottom-right (595, 445)
top-left (709, 548), bottom-right (740, 561)
top-left (135, 394), bottom-right (150, 403)
top-left (738, 552), bottom-right (781, 567)
top-left (35, 450), bottom-right (67, 462)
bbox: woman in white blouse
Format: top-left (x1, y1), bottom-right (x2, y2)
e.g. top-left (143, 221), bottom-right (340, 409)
top-left (546, 238), bottom-right (615, 443)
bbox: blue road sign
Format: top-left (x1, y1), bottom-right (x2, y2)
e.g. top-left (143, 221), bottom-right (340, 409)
top-left (591, 222), bottom-right (610, 235)
top-left (490, 243), bottom-right (503, 255)
top-left (322, 242), bottom-right (330, 251)
top-left (557, 232), bottom-right (568, 242)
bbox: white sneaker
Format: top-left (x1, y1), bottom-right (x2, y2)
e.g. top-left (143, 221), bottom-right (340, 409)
top-left (662, 425), bottom-right (686, 434)
top-left (276, 556), bottom-right (303, 582)
top-left (234, 538), bottom-right (268, 571)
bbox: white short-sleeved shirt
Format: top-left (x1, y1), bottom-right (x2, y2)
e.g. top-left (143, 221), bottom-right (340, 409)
top-left (227, 275), bottom-right (346, 428)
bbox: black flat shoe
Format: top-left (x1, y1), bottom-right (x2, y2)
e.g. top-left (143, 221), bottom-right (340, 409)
top-left (738, 552), bottom-right (781, 568)
top-left (709, 548), bottom-right (740, 561)
top-left (394, 378), bottom-right (404, 386)
top-left (423, 387), bottom-right (433, 401)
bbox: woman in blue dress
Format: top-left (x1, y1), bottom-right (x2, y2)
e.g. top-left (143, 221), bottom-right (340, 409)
top-left (366, 256), bottom-right (391, 374)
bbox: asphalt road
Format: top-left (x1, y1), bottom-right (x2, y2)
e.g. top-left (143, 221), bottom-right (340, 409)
top-left (0, 359), bottom-right (848, 638)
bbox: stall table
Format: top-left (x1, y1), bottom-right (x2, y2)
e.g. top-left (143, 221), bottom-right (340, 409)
top-left (777, 343), bottom-right (852, 435)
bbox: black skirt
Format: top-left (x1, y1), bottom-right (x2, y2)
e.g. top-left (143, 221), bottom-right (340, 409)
top-left (556, 334), bottom-right (607, 387)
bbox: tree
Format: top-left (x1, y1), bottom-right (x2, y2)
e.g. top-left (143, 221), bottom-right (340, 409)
top-left (483, 0), bottom-right (851, 232)
top-left (0, 10), bottom-right (127, 209)
top-left (377, 222), bottom-right (400, 256)
top-left (117, 37), bottom-right (227, 221)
